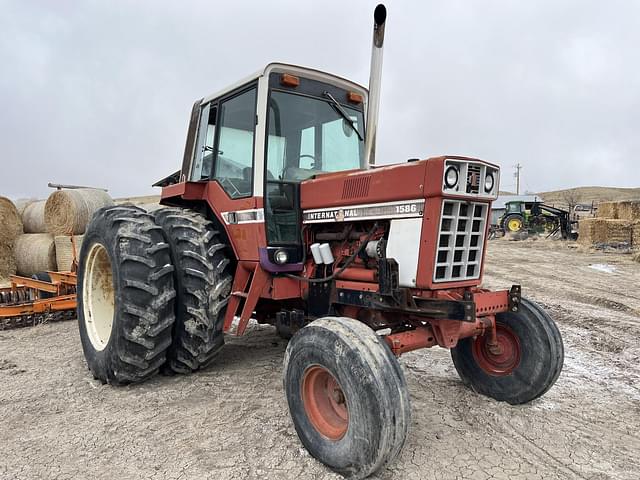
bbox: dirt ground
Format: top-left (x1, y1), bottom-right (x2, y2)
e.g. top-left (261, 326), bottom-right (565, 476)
top-left (1, 239), bottom-right (639, 480)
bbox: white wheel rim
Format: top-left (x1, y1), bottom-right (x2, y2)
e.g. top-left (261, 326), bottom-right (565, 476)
top-left (82, 243), bottom-right (114, 351)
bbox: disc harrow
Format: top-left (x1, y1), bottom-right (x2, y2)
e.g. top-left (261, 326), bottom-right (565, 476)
top-left (0, 272), bottom-right (77, 331)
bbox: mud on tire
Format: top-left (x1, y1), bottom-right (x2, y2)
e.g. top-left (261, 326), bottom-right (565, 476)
top-left (451, 298), bottom-right (564, 405)
top-left (154, 208), bottom-right (233, 374)
top-left (77, 206), bottom-right (176, 385)
top-left (284, 317), bottom-right (411, 479)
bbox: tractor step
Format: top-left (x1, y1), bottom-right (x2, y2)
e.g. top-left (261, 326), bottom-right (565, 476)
top-left (223, 262), bottom-right (270, 336)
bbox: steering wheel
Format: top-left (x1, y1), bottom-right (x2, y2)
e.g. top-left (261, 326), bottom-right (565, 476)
top-left (220, 177), bottom-right (242, 197)
top-left (280, 155), bottom-right (318, 181)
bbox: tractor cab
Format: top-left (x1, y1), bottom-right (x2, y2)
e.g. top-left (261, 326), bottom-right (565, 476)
top-left (160, 63), bottom-right (369, 265)
top-left (505, 201), bottom-right (525, 214)
top-left (182, 64), bottom-right (367, 189)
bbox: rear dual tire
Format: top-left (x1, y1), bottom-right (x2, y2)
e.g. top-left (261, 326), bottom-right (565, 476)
top-left (153, 208), bottom-right (233, 374)
top-left (77, 206), bottom-right (176, 385)
top-left (78, 206), bottom-right (234, 383)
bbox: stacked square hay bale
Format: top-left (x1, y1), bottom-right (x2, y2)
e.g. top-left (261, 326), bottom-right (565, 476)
top-left (616, 201), bottom-right (640, 248)
top-left (633, 222), bottom-right (640, 248)
top-left (596, 202), bottom-right (619, 219)
top-left (581, 200), bottom-right (640, 248)
top-left (579, 218), bottom-right (632, 244)
top-left (54, 235), bottom-right (83, 272)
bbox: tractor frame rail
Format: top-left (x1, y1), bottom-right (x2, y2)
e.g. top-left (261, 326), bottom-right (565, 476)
top-left (332, 285), bottom-right (520, 323)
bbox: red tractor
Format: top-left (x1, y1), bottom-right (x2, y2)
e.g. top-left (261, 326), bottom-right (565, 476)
top-left (77, 5), bottom-right (563, 478)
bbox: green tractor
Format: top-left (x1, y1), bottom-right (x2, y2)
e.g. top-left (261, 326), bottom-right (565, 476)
top-left (499, 200), bottom-right (578, 240)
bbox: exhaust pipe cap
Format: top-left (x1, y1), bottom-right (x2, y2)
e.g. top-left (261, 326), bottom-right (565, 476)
top-left (373, 4), bottom-right (387, 47)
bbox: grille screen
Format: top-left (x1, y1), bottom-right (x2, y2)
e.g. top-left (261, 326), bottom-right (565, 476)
top-left (434, 200), bottom-right (487, 282)
top-left (466, 164), bottom-right (481, 194)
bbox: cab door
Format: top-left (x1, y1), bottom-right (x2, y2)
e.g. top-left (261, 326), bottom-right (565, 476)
top-left (211, 86), bottom-right (258, 199)
top-left (189, 84), bottom-right (264, 261)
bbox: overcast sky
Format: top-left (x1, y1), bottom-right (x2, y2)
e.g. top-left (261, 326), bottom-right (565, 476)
top-left (1, 0), bottom-right (638, 199)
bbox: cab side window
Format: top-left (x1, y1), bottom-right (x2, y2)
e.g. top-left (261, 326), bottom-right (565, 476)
top-left (213, 87), bottom-right (257, 198)
top-left (190, 104), bottom-right (217, 181)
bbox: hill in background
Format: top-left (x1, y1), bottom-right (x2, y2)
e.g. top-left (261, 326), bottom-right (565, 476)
top-left (539, 186), bottom-right (640, 206)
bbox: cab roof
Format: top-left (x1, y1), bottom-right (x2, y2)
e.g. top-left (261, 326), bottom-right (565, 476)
top-left (200, 62), bottom-right (369, 105)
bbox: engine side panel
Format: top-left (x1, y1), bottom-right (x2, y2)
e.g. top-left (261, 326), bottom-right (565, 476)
top-left (386, 218), bottom-right (422, 287)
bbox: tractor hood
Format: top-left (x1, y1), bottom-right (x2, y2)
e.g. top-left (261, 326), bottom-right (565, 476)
top-left (300, 156), bottom-right (499, 214)
top-left (300, 160), bottom-right (427, 211)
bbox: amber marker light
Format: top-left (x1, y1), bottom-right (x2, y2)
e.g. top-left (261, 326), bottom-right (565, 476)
top-left (280, 73), bottom-right (300, 87)
top-left (348, 91), bottom-right (363, 104)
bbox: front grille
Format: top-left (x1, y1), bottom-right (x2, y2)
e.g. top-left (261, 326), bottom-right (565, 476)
top-left (434, 200), bottom-right (488, 282)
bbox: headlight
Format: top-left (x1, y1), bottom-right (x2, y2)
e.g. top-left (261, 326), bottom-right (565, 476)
top-left (274, 249), bottom-right (289, 265)
top-left (444, 166), bottom-right (459, 188)
top-left (484, 172), bottom-right (494, 192)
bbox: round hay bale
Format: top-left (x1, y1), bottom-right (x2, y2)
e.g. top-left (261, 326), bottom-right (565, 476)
top-left (14, 197), bottom-right (38, 216)
top-left (0, 242), bottom-right (17, 280)
top-left (45, 189), bottom-right (114, 235)
top-left (22, 200), bottom-right (48, 233)
top-left (0, 196), bottom-right (23, 245)
top-left (54, 235), bottom-right (83, 272)
top-left (14, 234), bottom-right (56, 277)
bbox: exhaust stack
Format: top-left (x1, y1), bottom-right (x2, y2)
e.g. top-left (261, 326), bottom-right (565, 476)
top-left (364, 4), bottom-right (387, 166)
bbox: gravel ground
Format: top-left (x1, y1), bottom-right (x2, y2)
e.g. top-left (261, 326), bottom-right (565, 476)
top-left (1, 239), bottom-right (639, 480)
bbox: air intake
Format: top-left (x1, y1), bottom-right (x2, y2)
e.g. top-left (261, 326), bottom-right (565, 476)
top-left (342, 176), bottom-right (371, 199)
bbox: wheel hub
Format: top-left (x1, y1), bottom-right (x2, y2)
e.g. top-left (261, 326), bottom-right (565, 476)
top-left (508, 219), bottom-right (522, 232)
top-left (472, 324), bottom-right (521, 376)
top-left (301, 365), bottom-right (348, 440)
top-left (82, 243), bottom-right (115, 351)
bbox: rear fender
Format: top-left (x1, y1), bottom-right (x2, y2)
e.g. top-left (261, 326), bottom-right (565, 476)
top-left (160, 180), bottom-right (265, 262)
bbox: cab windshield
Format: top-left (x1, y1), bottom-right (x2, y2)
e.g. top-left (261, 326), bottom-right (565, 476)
top-left (266, 90), bottom-right (365, 182)
top-left (264, 87), bottom-right (365, 247)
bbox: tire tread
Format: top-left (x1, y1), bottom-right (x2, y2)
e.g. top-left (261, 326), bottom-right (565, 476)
top-left (153, 207), bottom-right (233, 374)
top-left (77, 205), bottom-right (176, 385)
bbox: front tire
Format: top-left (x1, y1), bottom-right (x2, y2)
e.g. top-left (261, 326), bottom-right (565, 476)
top-left (284, 317), bottom-right (410, 479)
top-left (451, 298), bottom-right (564, 404)
top-left (77, 206), bottom-right (176, 385)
